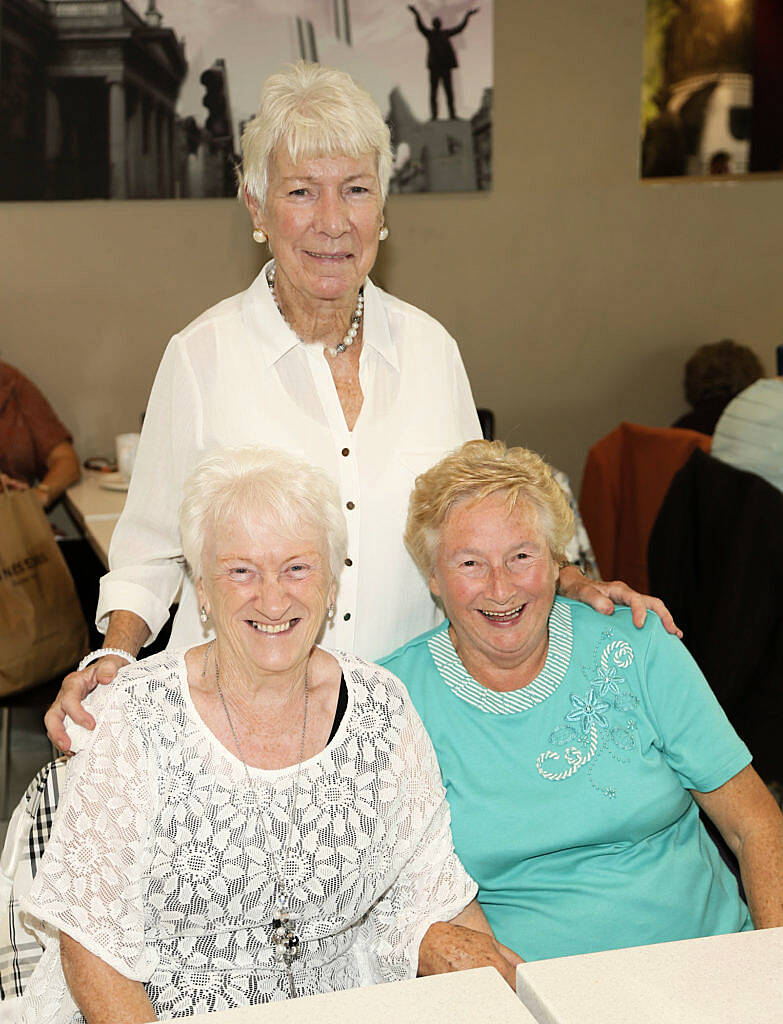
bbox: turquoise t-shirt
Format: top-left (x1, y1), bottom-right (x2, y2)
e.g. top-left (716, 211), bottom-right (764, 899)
top-left (380, 597), bottom-right (753, 962)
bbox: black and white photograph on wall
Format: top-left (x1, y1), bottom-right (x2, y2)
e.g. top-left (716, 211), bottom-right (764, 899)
top-left (640, 0), bottom-right (783, 179)
top-left (0, 0), bottom-right (493, 201)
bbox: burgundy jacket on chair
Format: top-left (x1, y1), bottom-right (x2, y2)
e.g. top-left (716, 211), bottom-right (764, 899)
top-left (579, 422), bottom-right (711, 593)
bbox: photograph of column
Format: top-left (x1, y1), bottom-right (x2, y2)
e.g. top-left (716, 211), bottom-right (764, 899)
top-left (0, 0), bottom-right (493, 200)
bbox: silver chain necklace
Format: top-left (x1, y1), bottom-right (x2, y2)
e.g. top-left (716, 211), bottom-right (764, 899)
top-left (266, 262), bottom-right (364, 357)
top-left (204, 641), bottom-right (309, 998)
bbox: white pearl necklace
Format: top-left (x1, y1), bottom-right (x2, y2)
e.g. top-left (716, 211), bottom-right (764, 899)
top-left (266, 263), bottom-right (364, 357)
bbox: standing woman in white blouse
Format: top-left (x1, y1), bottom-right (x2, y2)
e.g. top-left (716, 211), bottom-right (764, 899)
top-left (46, 60), bottom-right (676, 751)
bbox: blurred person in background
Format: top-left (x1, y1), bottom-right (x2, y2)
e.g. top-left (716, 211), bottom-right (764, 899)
top-left (712, 370), bottom-right (783, 495)
top-left (0, 360), bottom-right (80, 508)
top-left (672, 339), bottom-right (763, 436)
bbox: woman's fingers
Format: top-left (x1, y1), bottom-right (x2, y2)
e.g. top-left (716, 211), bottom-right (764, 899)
top-left (564, 574), bottom-right (683, 638)
top-left (44, 697), bottom-right (74, 754)
top-left (595, 581), bottom-right (682, 637)
top-left (0, 472), bottom-right (28, 491)
top-left (44, 657), bottom-right (125, 751)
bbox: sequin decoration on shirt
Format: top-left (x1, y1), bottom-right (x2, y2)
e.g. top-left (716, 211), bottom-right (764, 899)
top-left (536, 629), bottom-right (639, 798)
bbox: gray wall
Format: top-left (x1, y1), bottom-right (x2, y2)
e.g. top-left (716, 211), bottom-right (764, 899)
top-left (2, 0), bottom-right (779, 486)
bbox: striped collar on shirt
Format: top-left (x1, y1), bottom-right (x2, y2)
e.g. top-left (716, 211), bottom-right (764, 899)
top-left (426, 599), bottom-right (573, 715)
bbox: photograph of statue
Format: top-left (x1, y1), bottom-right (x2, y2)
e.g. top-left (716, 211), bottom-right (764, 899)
top-left (0, 0), bottom-right (493, 201)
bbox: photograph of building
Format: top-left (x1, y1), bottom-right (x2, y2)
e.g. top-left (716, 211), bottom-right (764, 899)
top-left (1, 0), bottom-right (493, 200)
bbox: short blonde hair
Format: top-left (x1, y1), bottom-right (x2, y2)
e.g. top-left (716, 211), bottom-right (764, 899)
top-left (180, 447), bottom-right (347, 582)
top-left (405, 440), bottom-right (575, 574)
top-left (239, 61), bottom-right (393, 207)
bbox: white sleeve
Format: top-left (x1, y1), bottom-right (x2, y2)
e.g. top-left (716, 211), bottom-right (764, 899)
top-left (96, 334), bottom-right (200, 642)
top-left (20, 683), bottom-right (155, 983)
top-left (360, 696), bottom-right (477, 983)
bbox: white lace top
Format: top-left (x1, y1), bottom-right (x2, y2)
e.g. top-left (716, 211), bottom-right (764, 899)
top-left (18, 649), bottom-right (475, 1022)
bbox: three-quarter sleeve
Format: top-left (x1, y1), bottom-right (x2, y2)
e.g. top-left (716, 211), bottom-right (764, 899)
top-left (359, 696), bottom-right (477, 983)
top-left (96, 334), bottom-right (200, 641)
top-left (20, 682), bottom-right (155, 981)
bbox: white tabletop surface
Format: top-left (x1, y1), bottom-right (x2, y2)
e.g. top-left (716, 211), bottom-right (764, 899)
top-left (65, 471), bottom-right (126, 568)
top-left (184, 968), bottom-right (537, 1023)
top-left (516, 927), bottom-right (783, 1024)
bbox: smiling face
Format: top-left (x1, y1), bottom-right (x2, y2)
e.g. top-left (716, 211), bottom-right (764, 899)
top-left (247, 146), bottom-right (384, 309)
top-left (197, 511), bottom-right (334, 682)
top-left (429, 492), bottom-right (559, 689)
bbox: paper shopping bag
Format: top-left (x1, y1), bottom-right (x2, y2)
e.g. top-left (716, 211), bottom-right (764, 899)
top-left (0, 488), bottom-right (88, 696)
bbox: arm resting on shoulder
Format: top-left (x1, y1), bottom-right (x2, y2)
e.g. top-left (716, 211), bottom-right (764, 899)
top-left (418, 898), bottom-right (524, 989)
top-left (45, 610), bottom-right (151, 751)
top-left (693, 764), bottom-right (783, 928)
top-left (61, 932), bottom-right (156, 1024)
top-left (557, 564), bottom-right (681, 637)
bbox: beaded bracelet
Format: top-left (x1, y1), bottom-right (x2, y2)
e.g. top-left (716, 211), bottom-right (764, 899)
top-left (78, 648), bottom-right (138, 672)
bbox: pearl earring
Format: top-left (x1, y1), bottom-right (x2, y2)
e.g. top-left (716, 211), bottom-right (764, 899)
top-left (379, 225), bottom-right (389, 241)
top-left (253, 229), bottom-right (267, 244)
top-left (200, 606), bottom-right (208, 624)
top-left (327, 604), bottom-right (335, 621)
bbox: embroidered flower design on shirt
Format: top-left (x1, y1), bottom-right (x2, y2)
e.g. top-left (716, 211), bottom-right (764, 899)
top-left (537, 631), bottom-right (638, 798)
top-left (565, 689), bottom-right (610, 733)
top-left (588, 638), bottom-right (634, 695)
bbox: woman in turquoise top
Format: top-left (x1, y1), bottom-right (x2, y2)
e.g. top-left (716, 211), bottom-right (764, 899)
top-left (381, 439), bottom-right (783, 962)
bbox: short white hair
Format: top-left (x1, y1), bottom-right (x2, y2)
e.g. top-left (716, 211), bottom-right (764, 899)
top-left (239, 61), bottom-right (392, 207)
top-left (180, 447), bottom-right (347, 583)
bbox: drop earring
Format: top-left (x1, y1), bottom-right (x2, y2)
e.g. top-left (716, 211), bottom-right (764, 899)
top-left (378, 225), bottom-right (389, 241)
top-left (200, 606), bottom-right (208, 624)
top-left (253, 229), bottom-right (267, 244)
top-left (327, 603), bottom-right (335, 621)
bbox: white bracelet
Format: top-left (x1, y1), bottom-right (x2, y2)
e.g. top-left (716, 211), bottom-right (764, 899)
top-left (78, 648), bottom-right (138, 672)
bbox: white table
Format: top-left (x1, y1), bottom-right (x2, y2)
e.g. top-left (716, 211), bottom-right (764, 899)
top-left (185, 968), bottom-right (537, 1023)
top-left (65, 471), bottom-right (126, 568)
top-left (516, 927), bottom-right (783, 1024)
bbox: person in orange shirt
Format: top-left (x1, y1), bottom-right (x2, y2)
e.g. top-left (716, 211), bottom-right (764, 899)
top-left (0, 360), bottom-right (80, 508)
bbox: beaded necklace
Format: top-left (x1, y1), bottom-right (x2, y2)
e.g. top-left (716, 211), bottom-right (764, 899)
top-left (266, 262), bottom-right (364, 357)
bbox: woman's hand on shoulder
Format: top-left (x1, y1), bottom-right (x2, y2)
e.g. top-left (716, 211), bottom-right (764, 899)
top-left (557, 565), bottom-right (682, 637)
top-left (45, 656), bottom-right (128, 754)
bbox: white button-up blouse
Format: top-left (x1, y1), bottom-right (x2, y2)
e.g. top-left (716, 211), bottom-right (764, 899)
top-left (97, 264), bottom-right (480, 661)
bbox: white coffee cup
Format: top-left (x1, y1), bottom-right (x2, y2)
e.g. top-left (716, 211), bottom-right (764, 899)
top-left (115, 433), bottom-right (141, 482)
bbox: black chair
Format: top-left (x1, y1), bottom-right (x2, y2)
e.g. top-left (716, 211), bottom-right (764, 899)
top-left (648, 449), bottom-right (783, 785)
top-left (0, 680), bottom-right (62, 819)
top-left (477, 408), bottom-right (495, 441)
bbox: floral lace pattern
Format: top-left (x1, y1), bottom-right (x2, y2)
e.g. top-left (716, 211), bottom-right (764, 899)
top-left (536, 629), bottom-right (639, 798)
top-left (19, 649), bottom-right (474, 1023)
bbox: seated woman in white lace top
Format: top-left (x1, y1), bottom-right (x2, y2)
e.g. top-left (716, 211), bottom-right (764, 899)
top-left (18, 448), bottom-right (519, 1023)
